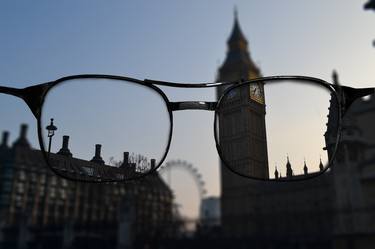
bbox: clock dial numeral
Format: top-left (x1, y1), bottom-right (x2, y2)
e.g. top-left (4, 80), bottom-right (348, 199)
top-left (250, 83), bottom-right (264, 104)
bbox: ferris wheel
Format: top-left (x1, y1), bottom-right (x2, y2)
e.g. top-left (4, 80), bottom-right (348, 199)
top-left (158, 159), bottom-right (207, 200)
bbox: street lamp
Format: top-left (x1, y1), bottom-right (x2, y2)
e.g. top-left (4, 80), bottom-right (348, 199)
top-left (45, 118), bottom-right (57, 157)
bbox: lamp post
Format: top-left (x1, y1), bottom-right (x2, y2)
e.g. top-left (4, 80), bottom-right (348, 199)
top-left (46, 118), bottom-right (57, 157)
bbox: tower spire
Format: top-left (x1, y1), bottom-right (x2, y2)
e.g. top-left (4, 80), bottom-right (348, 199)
top-left (332, 70), bottom-right (340, 85)
top-left (286, 155), bottom-right (293, 178)
top-left (274, 164), bottom-right (279, 179)
top-left (217, 9), bottom-right (260, 82)
top-left (228, 9), bottom-right (248, 49)
top-left (319, 156), bottom-right (324, 171)
top-left (303, 158), bottom-right (308, 175)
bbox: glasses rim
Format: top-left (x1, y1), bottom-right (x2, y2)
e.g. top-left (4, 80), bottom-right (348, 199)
top-left (37, 76), bottom-right (174, 183)
top-left (214, 76), bottom-right (343, 182)
top-left (1, 74), bottom-right (373, 182)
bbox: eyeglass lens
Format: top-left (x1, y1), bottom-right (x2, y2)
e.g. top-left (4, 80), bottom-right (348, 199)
top-left (40, 78), bottom-right (171, 181)
top-left (216, 79), bottom-right (337, 180)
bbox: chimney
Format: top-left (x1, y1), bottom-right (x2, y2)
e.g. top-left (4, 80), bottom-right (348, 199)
top-left (13, 124), bottom-right (30, 148)
top-left (20, 124), bottom-right (27, 138)
top-left (91, 144), bottom-right (104, 164)
top-left (57, 136), bottom-right (72, 157)
top-left (120, 152), bottom-right (130, 168)
top-left (151, 159), bottom-right (156, 170)
top-left (0, 131), bottom-right (9, 148)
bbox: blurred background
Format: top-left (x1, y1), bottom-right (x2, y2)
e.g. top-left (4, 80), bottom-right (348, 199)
top-left (1, 1), bottom-right (375, 248)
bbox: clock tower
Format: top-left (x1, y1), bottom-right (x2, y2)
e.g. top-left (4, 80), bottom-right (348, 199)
top-left (217, 12), bottom-right (269, 236)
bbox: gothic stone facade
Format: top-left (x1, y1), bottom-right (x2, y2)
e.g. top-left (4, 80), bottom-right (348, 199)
top-left (218, 15), bottom-right (375, 249)
top-left (0, 124), bottom-right (173, 249)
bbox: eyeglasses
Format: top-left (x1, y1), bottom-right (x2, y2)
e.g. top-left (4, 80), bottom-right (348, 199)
top-left (0, 75), bottom-right (373, 182)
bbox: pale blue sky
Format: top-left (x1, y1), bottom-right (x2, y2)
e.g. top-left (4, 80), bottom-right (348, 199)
top-left (1, 1), bottom-right (374, 217)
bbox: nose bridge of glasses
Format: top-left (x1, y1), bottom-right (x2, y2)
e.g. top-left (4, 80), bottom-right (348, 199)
top-left (170, 101), bottom-right (217, 111)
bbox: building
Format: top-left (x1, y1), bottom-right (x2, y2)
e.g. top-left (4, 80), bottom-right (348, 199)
top-left (0, 124), bottom-right (174, 249)
top-left (216, 11), bottom-right (269, 179)
top-left (218, 13), bottom-right (375, 249)
top-left (216, 14), bottom-right (270, 243)
top-left (199, 196), bottom-right (220, 228)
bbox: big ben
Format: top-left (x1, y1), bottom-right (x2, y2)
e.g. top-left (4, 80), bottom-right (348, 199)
top-left (217, 12), bottom-right (269, 236)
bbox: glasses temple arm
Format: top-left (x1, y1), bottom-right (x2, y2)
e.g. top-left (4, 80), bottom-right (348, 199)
top-left (0, 85), bottom-right (48, 118)
top-left (0, 86), bottom-right (24, 98)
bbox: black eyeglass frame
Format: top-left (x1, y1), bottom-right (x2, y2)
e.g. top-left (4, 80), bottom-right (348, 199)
top-left (0, 74), bottom-right (373, 182)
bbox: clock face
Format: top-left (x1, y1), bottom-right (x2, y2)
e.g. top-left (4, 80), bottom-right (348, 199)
top-left (227, 88), bottom-right (237, 99)
top-left (249, 83), bottom-right (264, 104)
